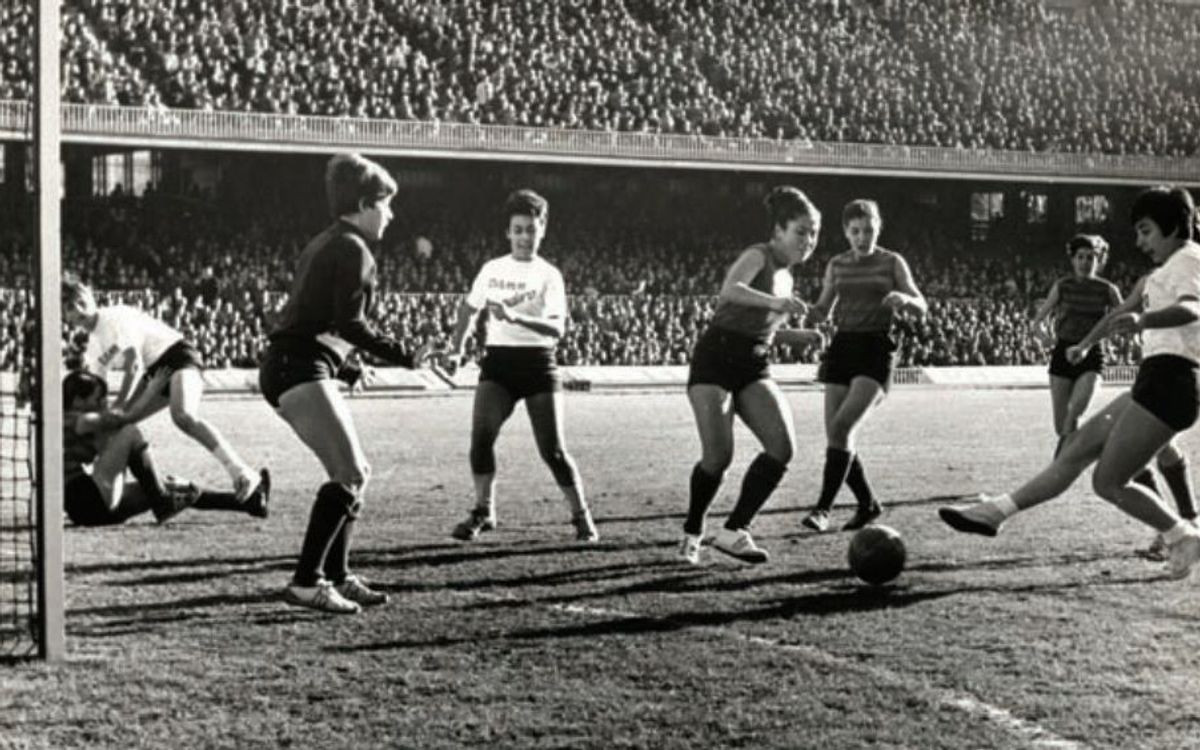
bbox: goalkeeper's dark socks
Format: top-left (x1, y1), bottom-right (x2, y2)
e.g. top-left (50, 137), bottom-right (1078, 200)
top-left (684, 463), bottom-right (723, 536)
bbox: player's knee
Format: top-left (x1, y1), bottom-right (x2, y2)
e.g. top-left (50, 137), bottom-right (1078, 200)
top-left (469, 444), bottom-right (496, 475)
top-left (540, 447), bottom-right (576, 485)
top-left (1090, 470), bottom-right (1124, 503)
top-left (318, 481), bottom-right (362, 518)
top-left (700, 447), bottom-right (733, 475)
top-left (169, 408), bottom-right (200, 433)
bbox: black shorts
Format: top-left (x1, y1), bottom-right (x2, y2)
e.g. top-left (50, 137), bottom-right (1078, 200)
top-left (1131, 354), bottom-right (1200, 432)
top-left (817, 332), bottom-right (896, 390)
top-left (141, 340), bottom-right (205, 397)
top-left (687, 326), bottom-right (771, 394)
top-left (1048, 340), bottom-right (1103, 381)
top-left (479, 346), bottom-right (561, 401)
top-left (258, 339), bottom-right (339, 408)
top-left (64, 474), bottom-right (115, 527)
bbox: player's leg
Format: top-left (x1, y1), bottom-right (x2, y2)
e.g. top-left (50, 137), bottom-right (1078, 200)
top-left (277, 380), bottom-right (374, 612)
top-left (168, 368), bottom-right (260, 499)
top-left (525, 390), bottom-right (597, 541)
top-left (1156, 439), bottom-right (1197, 521)
top-left (710, 379), bottom-right (794, 564)
top-left (806, 377), bottom-right (885, 531)
top-left (454, 381), bottom-right (516, 540)
top-left (1062, 372), bottom-right (1101, 445)
top-left (90, 424), bottom-right (159, 522)
top-left (683, 384), bottom-right (736, 554)
top-left (939, 393), bottom-right (1128, 536)
top-left (189, 468), bottom-right (271, 519)
top-left (1048, 374), bottom-right (1073, 456)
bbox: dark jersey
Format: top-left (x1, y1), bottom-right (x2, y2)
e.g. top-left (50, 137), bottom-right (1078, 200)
top-left (270, 220), bottom-right (414, 367)
top-left (1053, 275), bottom-right (1121, 344)
top-left (709, 245), bottom-right (793, 343)
top-left (827, 248), bottom-right (901, 333)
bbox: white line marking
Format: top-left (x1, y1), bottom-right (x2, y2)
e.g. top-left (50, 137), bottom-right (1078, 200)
top-left (539, 600), bottom-right (1087, 750)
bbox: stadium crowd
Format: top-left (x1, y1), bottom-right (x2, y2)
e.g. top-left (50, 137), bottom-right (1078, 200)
top-left (0, 192), bottom-right (1151, 374)
top-left (2, 0), bottom-right (1200, 156)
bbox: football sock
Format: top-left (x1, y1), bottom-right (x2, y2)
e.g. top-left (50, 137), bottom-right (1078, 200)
top-left (991, 493), bottom-right (1019, 519)
top-left (324, 517), bottom-right (356, 583)
top-left (1158, 457), bottom-right (1196, 520)
top-left (294, 483), bottom-right (356, 587)
top-left (845, 456), bottom-right (876, 509)
top-left (815, 447), bottom-right (853, 511)
top-left (684, 463), bottom-right (723, 536)
top-left (193, 490), bottom-right (246, 512)
top-left (725, 453), bottom-right (788, 531)
top-left (126, 441), bottom-right (169, 505)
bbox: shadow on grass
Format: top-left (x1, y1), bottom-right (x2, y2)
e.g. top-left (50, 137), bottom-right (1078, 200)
top-left (333, 585), bottom-right (950, 653)
top-left (567, 494), bottom-right (978, 526)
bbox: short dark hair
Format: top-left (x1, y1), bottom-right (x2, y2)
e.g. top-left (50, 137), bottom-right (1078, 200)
top-left (1130, 186), bottom-right (1197, 241)
top-left (504, 189), bottom-right (549, 224)
top-left (1066, 233), bottom-right (1109, 266)
top-left (325, 153), bottom-right (398, 219)
top-left (842, 199), bottom-right (882, 228)
top-left (764, 186), bottom-right (820, 233)
top-left (63, 370), bottom-right (106, 407)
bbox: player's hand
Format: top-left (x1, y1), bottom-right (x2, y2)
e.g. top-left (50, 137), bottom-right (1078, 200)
top-left (881, 291), bottom-right (908, 310)
top-left (486, 300), bottom-right (513, 322)
top-left (438, 351), bottom-right (463, 377)
top-left (410, 342), bottom-right (436, 369)
top-left (1108, 312), bottom-right (1143, 336)
top-left (1065, 345), bottom-right (1085, 364)
top-left (773, 296), bottom-right (808, 316)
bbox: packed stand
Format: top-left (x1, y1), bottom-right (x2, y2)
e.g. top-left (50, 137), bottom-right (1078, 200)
top-left (3, 0), bottom-right (1200, 157)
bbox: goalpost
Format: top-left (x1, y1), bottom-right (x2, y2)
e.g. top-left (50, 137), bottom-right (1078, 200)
top-left (0, 0), bottom-right (61, 662)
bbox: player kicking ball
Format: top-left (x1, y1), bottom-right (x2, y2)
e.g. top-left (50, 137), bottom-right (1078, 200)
top-left (62, 370), bottom-right (268, 527)
top-left (939, 186), bottom-right (1200, 580)
top-left (62, 275), bottom-right (268, 504)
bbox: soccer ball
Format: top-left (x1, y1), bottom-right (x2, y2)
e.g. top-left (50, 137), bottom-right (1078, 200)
top-left (848, 524), bottom-right (906, 585)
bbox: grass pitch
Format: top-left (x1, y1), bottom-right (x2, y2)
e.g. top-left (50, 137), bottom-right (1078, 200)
top-left (3, 387), bottom-right (1199, 749)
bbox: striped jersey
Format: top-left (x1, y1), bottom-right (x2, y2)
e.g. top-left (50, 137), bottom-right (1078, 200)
top-left (827, 248), bottom-right (901, 333)
top-left (1053, 275), bottom-right (1120, 344)
top-left (710, 244), bottom-right (794, 343)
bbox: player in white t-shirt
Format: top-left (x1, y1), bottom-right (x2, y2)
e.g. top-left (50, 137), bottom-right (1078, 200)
top-left (939, 186), bottom-right (1200, 581)
top-left (63, 276), bottom-right (267, 505)
top-left (441, 189), bottom-right (598, 543)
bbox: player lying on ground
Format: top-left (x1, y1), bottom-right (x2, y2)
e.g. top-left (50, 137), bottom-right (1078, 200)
top-left (939, 186), bottom-right (1200, 581)
top-left (62, 275), bottom-right (267, 501)
top-left (63, 370), bottom-right (269, 527)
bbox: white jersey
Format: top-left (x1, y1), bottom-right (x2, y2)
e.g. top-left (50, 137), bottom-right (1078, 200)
top-left (1143, 241), bottom-right (1200, 365)
top-left (466, 255), bottom-right (566, 348)
top-left (84, 305), bottom-right (184, 373)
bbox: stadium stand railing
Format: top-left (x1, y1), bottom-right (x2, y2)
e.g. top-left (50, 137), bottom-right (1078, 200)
top-left (2, 101), bottom-right (1199, 184)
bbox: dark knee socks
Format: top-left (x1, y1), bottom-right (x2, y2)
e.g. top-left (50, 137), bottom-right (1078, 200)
top-left (294, 482), bottom-right (359, 587)
top-left (844, 456), bottom-right (876, 510)
top-left (725, 453), bottom-right (788, 531)
top-left (685, 463), bottom-right (723, 536)
top-left (815, 447), bottom-right (853, 512)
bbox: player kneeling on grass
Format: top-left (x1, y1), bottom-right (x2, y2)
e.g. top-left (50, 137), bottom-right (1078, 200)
top-left (62, 275), bottom-right (267, 503)
top-left (259, 153), bottom-right (434, 614)
top-left (440, 189), bottom-right (598, 544)
top-left (939, 186), bottom-right (1200, 581)
top-left (679, 186), bottom-right (825, 565)
top-left (63, 370), bottom-right (269, 527)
